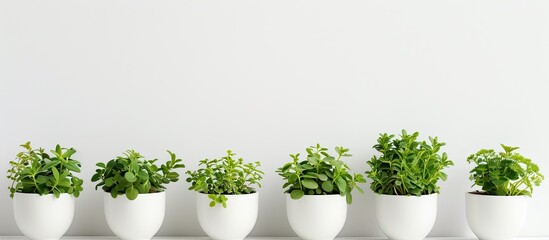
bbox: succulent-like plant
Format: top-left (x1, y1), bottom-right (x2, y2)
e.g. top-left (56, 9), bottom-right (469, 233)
top-left (186, 150), bottom-right (263, 208)
top-left (366, 130), bottom-right (454, 196)
top-left (467, 144), bottom-right (544, 196)
top-left (7, 142), bottom-right (84, 198)
top-left (277, 144), bottom-right (366, 204)
top-left (92, 150), bottom-right (184, 200)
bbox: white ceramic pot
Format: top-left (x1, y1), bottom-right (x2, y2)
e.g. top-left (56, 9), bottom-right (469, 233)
top-left (196, 192), bottom-right (258, 240)
top-left (374, 193), bottom-right (437, 240)
top-left (104, 191), bottom-right (166, 240)
top-left (286, 194), bottom-right (347, 240)
top-left (466, 192), bottom-right (528, 240)
top-left (13, 193), bottom-right (75, 240)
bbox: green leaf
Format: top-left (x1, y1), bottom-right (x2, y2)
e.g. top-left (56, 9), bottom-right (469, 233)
top-left (346, 193), bottom-right (353, 204)
top-left (336, 177), bottom-right (347, 192)
top-left (62, 149), bottom-right (76, 158)
top-left (167, 172), bottom-right (179, 180)
top-left (318, 174), bottom-right (328, 181)
top-left (302, 179), bottom-right (319, 189)
top-left (65, 162), bottom-right (80, 172)
top-left (138, 170), bottom-right (149, 181)
top-left (125, 172), bottom-right (137, 183)
top-left (53, 189), bottom-right (60, 198)
top-left (58, 180), bottom-right (71, 187)
top-left (290, 189), bottom-right (304, 199)
top-left (307, 156), bottom-right (318, 165)
top-left (321, 181), bottom-right (334, 192)
top-left (43, 160), bottom-right (60, 171)
top-left (126, 186), bottom-right (138, 200)
top-left (52, 167), bottom-right (59, 182)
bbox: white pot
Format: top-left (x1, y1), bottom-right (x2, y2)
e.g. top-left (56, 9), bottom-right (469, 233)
top-left (196, 192), bottom-right (258, 240)
top-left (13, 193), bottom-right (75, 240)
top-left (286, 194), bottom-right (347, 240)
top-left (374, 193), bottom-right (437, 240)
top-left (104, 191), bottom-right (166, 240)
top-left (465, 192), bottom-right (528, 240)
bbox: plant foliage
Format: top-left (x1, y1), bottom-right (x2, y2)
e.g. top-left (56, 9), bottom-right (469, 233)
top-left (92, 150), bottom-right (184, 200)
top-left (186, 150), bottom-right (263, 208)
top-left (467, 144), bottom-right (544, 196)
top-left (366, 130), bottom-right (454, 196)
top-left (7, 142), bottom-right (83, 198)
top-left (277, 144), bottom-right (366, 204)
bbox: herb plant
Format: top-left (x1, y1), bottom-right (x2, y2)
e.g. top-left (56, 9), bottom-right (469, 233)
top-left (366, 130), bottom-right (454, 196)
top-left (186, 150), bottom-right (263, 208)
top-left (92, 150), bottom-right (184, 200)
top-left (7, 142), bottom-right (84, 198)
top-left (467, 144), bottom-right (544, 196)
top-left (277, 144), bottom-right (366, 204)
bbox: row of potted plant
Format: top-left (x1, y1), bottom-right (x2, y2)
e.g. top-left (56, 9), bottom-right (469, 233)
top-left (6, 130), bottom-right (544, 240)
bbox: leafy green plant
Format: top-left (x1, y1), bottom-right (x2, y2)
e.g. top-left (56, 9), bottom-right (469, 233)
top-left (186, 150), bottom-right (263, 208)
top-left (467, 144), bottom-right (544, 196)
top-left (7, 142), bottom-right (83, 198)
top-left (92, 150), bottom-right (184, 200)
top-left (277, 144), bottom-right (366, 204)
top-left (366, 130), bottom-right (454, 196)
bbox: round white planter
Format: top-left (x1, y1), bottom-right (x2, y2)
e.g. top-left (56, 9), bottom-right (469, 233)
top-left (13, 192), bottom-right (75, 240)
top-left (286, 194), bottom-right (347, 240)
top-left (196, 192), bottom-right (258, 240)
top-left (374, 193), bottom-right (437, 240)
top-left (466, 192), bottom-right (528, 240)
top-left (104, 191), bottom-right (166, 240)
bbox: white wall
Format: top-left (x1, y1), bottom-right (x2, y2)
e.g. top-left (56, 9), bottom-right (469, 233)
top-left (1, 0), bottom-right (549, 237)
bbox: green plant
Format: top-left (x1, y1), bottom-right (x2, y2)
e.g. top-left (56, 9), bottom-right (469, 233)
top-left (91, 150), bottom-right (184, 200)
top-left (186, 150), bottom-right (263, 208)
top-left (277, 144), bottom-right (366, 204)
top-left (366, 130), bottom-right (454, 196)
top-left (467, 144), bottom-right (544, 196)
top-left (7, 142), bottom-right (83, 198)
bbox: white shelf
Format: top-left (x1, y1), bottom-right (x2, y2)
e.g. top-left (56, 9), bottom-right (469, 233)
top-left (0, 237), bottom-right (547, 240)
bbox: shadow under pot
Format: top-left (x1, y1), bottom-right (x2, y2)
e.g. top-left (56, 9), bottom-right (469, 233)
top-left (13, 193), bottom-right (75, 240)
top-left (196, 192), bottom-right (259, 240)
top-left (104, 191), bottom-right (166, 240)
top-left (374, 193), bottom-right (437, 240)
top-left (466, 192), bottom-right (528, 240)
top-left (286, 194), bottom-right (347, 240)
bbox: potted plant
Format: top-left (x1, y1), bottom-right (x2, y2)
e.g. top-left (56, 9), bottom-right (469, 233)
top-left (277, 144), bottom-right (366, 240)
top-left (91, 149), bottom-right (184, 240)
top-left (186, 150), bottom-right (264, 240)
top-left (465, 144), bottom-right (544, 240)
top-left (366, 130), bottom-right (453, 240)
top-left (7, 142), bottom-right (83, 240)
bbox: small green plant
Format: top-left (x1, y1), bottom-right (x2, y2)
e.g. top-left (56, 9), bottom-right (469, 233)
top-left (277, 144), bottom-right (366, 204)
top-left (467, 144), bottom-right (544, 196)
top-left (186, 150), bottom-right (263, 208)
top-left (366, 130), bottom-right (454, 196)
top-left (7, 142), bottom-right (83, 198)
top-left (92, 150), bottom-right (184, 200)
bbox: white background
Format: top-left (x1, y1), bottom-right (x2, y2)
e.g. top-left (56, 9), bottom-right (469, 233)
top-left (1, 0), bottom-right (549, 237)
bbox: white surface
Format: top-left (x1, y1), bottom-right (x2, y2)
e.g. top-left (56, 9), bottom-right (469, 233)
top-left (466, 193), bottom-right (528, 240)
top-left (1, 0), bottom-right (549, 238)
top-left (2, 238), bottom-right (543, 240)
top-left (286, 194), bottom-right (347, 240)
top-left (197, 192), bottom-right (258, 240)
top-left (104, 192), bottom-right (165, 240)
top-left (13, 193), bottom-right (75, 240)
top-left (375, 194), bottom-right (437, 240)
